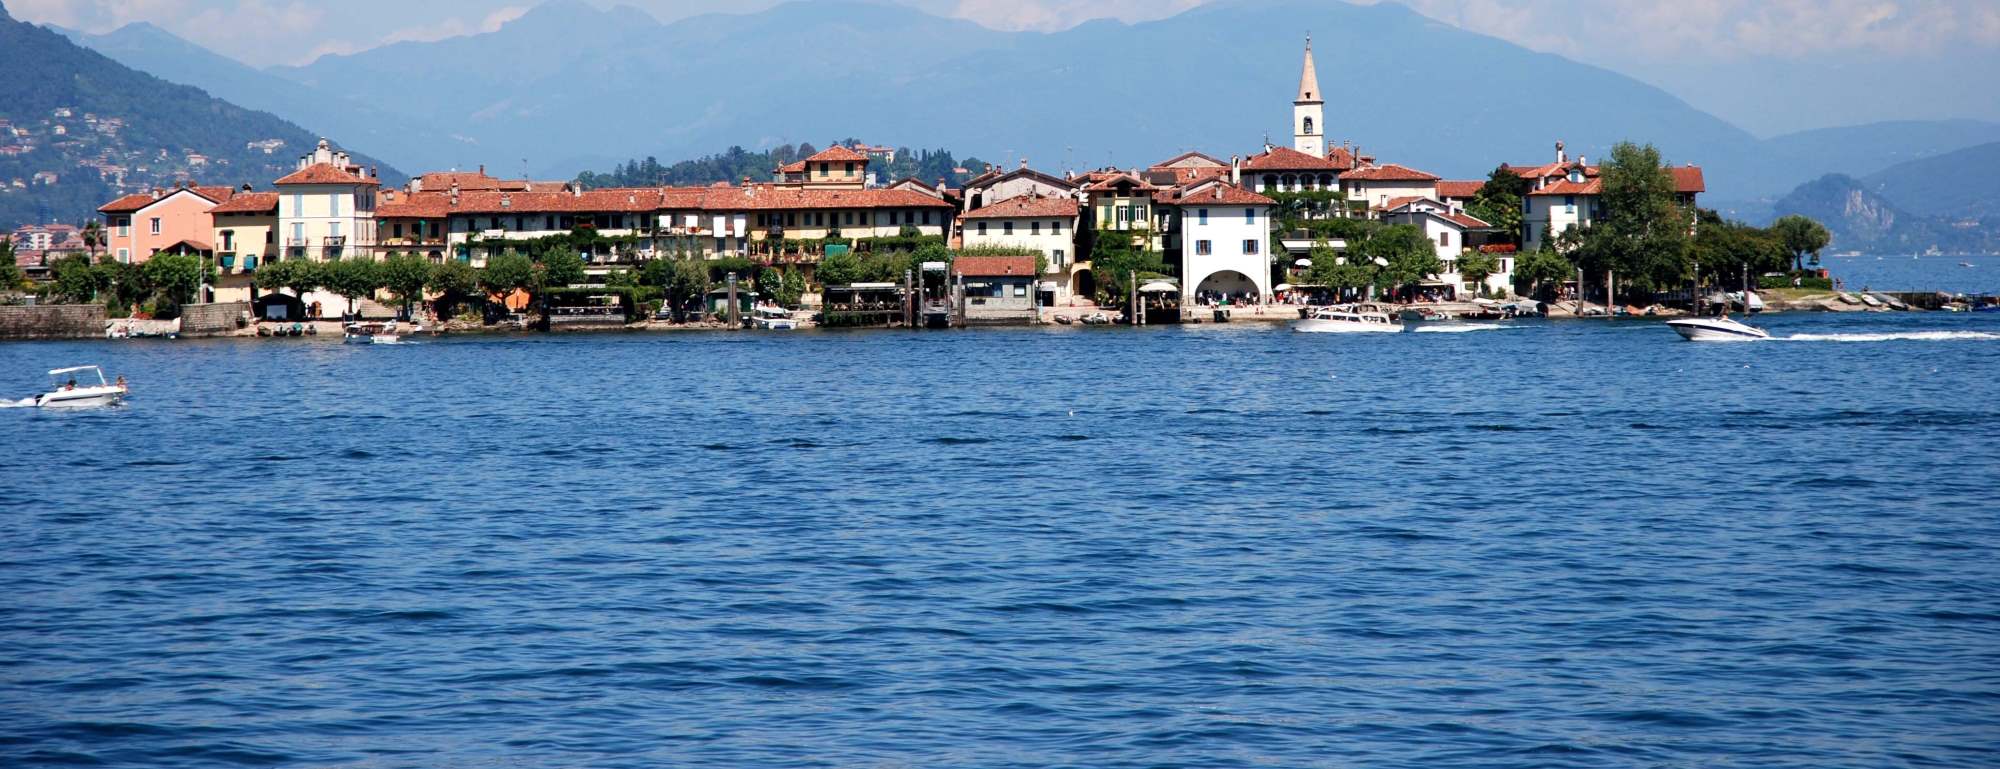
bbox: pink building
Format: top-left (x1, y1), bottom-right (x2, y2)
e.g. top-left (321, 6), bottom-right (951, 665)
top-left (97, 184), bottom-right (237, 264)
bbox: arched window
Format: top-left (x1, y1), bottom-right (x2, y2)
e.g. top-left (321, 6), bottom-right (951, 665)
top-left (1303, 116), bottom-right (1315, 135)
top-left (1263, 175), bottom-right (1279, 192)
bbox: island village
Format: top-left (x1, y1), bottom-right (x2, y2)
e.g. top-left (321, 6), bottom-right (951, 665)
top-left (14, 37), bottom-right (1769, 338)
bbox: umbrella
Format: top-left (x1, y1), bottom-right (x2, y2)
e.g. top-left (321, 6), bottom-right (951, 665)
top-left (1294, 258), bottom-right (1313, 267)
top-left (1274, 283), bottom-right (1294, 292)
top-left (1138, 281), bottom-right (1178, 293)
top-left (1372, 256), bottom-right (1389, 267)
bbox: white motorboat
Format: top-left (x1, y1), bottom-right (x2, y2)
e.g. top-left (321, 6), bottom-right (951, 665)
top-left (343, 321), bottom-right (400, 344)
top-left (750, 305), bottom-right (798, 330)
top-left (1294, 306), bottom-right (1403, 333)
top-left (36, 366), bottom-right (127, 408)
top-left (1666, 315), bottom-right (1770, 342)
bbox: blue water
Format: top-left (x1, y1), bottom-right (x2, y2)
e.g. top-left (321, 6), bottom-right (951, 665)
top-left (1826, 253), bottom-right (1999, 295)
top-left (4, 312), bottom-right (1999, 768)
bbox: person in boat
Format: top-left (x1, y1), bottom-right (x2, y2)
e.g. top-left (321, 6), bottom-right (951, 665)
top-left (115, 375), bottom-right (126, 389)
top-left (65, 378), bottom-right (77, 390)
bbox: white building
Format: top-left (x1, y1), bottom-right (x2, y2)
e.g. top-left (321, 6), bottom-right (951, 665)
top-left (1381, 197), bottom-right (1511, 298)
top-left (1293, 37), bottom-right (1325, 158)
top-left (1340, 163), bottom-right (1442, 212)
top-left (960, 193), bottom-right (1081, 303)
top-left (275, 139), bottom-right (379, 262)
top-left (1167, 179), bottom-right (1276, 304)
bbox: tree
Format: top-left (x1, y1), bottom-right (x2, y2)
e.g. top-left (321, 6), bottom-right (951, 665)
top-left (481, 252), bottom-right (536, 311)
top-left (1353, 224), bottom-right (1440, 297)
top-left (143, 253), bottom-right (203, 306)
top-left (541, 249), bottom-right (586, 288)
top-left (1573, 142), bottom-right (1692, 293)
top-left (1456, 249), bottom-right (1499, 297)
top-left (0, 240), bottom-right (19, 290)
top-left (1513, 247), bottom-right (1571, 300)
top-left (428, 258), bottom-right (478, 300)
top-left (1088, 227), bottom-right (1165, 304)
top-left (816, 249), bottom-right (862, 287)
top-left (80, 220), bottom-right (104, 259)
top-left (1771, 215), bottom-right (1831, 271)
top-left (95, 256), bottom-right (149, 308)
top-left (325, 258), bottom-right (382, 316)
top-left (378, 255), bottom-right (434, 316)
top-left (1690, 210), bottom-right (1787, 289)
top-left (50, 255), bottom-right (99, 303)
top-left (1467, 167), bottom-right (1530, 244)
top-left (909, 241), bottom-right (951, 276)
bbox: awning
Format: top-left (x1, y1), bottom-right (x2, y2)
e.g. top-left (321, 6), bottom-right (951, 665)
top-left (1138, 281), bottom-right (1178, 293)
top-left (1274, 283), bottom-right (1294, 291)
top-left (1039, 281), bottom-right (1060, 291)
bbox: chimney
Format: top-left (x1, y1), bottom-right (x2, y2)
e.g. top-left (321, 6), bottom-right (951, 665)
top-left (572, 185), bottom-right (581, 198)
top-left (479, 164), bottom-right (485, 176)
top-left (1230, 155), bottom-right (1241, 186)
top-left (1556, 141), bottom-right (1567, 164)
top-left (241, 183), bottom-right (252, 191)
top-left (1020, 158), bottom-right (1029, 170)
top-left (741, 175), bottom-right (751, 187)
top-left (500, 193), bottom-right (511, 208)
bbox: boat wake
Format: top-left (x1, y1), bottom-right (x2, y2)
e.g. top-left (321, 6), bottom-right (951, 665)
top-left (1412, 323), bottom-right (1508, 333)
top-left (1783, 331), bottom-right (2000, 343)
top-left (0, 397), bottom-right (36, 408)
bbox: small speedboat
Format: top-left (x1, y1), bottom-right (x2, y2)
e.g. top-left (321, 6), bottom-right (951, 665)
top-left (344, 321), bottom-right (400, 344)
top-left (1666, 315), bottom-right (1770, 342)
top-left (1294, 306), bottom-right (1402, 333)
top-left (1080, 312), bottom-right (1113, 325)
top-left (750, 306), bottom-right (798, 330)
top-left (36, 366), bottom-right (127, 408)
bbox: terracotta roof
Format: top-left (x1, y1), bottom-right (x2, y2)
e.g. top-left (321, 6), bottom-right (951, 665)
top-left (1339, 164), bottom-right (1441, 182)
top-left (1437, 180), bottom-right (1484, 199)
top-left (1081, 171), bottom-right (1161, 192)
top-left (445, 188), bottom-right (667, 215)
top-left (1378, 195), bottom-right (1425, 212)
top-left (805, 145), bottom-right (868, 163)
top-left (1444, 211), bottom-right (1492, 229)
top-left (1325, 146), bottom-right (1358, 169)
top-left (962, 195), bottom-right (1079, 219)
top-left (1669, 166), bottom-right (1706, 194)
top-left (376, 191), bottom-right (454, 218)
top-left (275, 162), bottom-right (379, 186)
top-left (159, 238), bottom-right (214, 252)
top-left (953, 255), bottom-right (1037, 278)
top-left (1242, 146), bottom-right (1345, 171)
top-left (97, 185), bottom-right (230, 213)
top-left (1525, 178), bottom-right (1601, 196)
top-left (778, 161), bottom-right (807, 173)
top-left (716, 185), bottom-right (955, 212)
top-left (1165, 182), bottom-right (1276, 206)
top-left (209, 192), bottom-right (278, 215)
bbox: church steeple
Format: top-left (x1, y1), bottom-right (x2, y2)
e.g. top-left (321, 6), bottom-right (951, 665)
top-left (1297, 34), bottom-right (1323, 105)
top-left (1293, 35), bottom-right (1326, 157)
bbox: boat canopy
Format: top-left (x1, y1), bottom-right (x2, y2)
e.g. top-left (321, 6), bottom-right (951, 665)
top-left (48, 366), bottom-right (102, 376)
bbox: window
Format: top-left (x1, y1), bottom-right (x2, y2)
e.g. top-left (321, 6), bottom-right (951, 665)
top-left (291, 222), bottom-right (304, 243)
top-left (1031, 222), bottom-right (1041, 235)
top-left (1524, 199), bottom-right (1532, 214)
top-left (1439, 231), bottom-right (1451, 247)
top-left (1052, 220), bottom-right (1063, 235)
top-left (1245, 208), bottom-right (1256, 224)
top-left (149, 217), bottom-right (161, 235)
top-left (221, 230), bottom-right (234, 250)
top-left (393, 223), bottom-right (404, 239)
top-left (1054, 248), bottom-right (1065, 265)
top-left (1196, 240), bottom-right (1212, 255)
top-left (117, 248), bottom-right (129, 262)
top-left (844, 211), bottom-right (855, 226)
top-left (1244, 239), bottom-right (1260, 255)
top-left (925, 211), bottom-right (935, 225)
top-left (292, 193), bottom-right (303, 214)
top-left (1003, 222), bottom-right (1014, 235)
top-left (546, 215), bottom-right (556, 230)
top-left (1303, 116), bottom-right (1315, 135)
top-left (116, 217), bottom-right (129, 237)
top-left (1197, 208), bottom-right (1209, 225)
top-left (329, 221), bottom-right (342, 239)
top-left (714, 237), bottom-right (725, 253)
top-left (845, 162), bottom-right (855, 176)
top-left (1013, 284), bottom-right (1026, 298)
top-left (977, 222), bottom-right (988, 236)
top-left (819, 163), bottom-right (830, 176)
top-left (330, 193), bottom-right (340, 217)
top-left (514, 216), bottom-right (524, 231)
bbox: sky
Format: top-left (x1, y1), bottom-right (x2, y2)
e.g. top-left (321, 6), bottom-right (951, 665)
top-left (12, 0), bottom-right (2000, 136)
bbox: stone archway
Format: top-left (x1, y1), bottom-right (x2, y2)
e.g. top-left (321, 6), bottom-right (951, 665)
top-left (1071, 269), bottom-right (1096, 304)
top-left (1193, 270), bottom-right (1261, 302)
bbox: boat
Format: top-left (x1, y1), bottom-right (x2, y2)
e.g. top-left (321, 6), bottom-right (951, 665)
top-left (750, 305), bottom-right (798, 330)
top-left (1724, 290), bottom-right (1766, 314)
top-left (1665, 315), bottom-right (1770, 342)
top-left (1868, 293), bottom-right (1910, 311)
top-left (1962, 262), bottom-right (1976, 268)
top-left (343, 321), bottom-right (401, 344)
top-left (1858, 293), bottom-right (1884, 308)
top-left (1052, 314), bottom-right (1074, 325)
top-left (1399, 307), bottom-right (1453, 322)
top-left (1294, 306), bottom-right (1402, 333)
top-left (36, 366), bottom-right (127, 408)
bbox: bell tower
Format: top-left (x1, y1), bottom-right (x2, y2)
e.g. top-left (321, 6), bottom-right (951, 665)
top-left (1293, 35), bottom-right (1326, 157)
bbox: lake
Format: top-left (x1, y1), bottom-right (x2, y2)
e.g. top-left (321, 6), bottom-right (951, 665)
top-left (3, 310), bottom-right (1998, 768)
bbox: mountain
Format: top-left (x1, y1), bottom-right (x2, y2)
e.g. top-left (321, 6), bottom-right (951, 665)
top-left (0, 2), bottom-right (401, 228)
top-left (1859, 141), bottom-right (2000, 220)
top-left (1773, 174), bottom-right (1998, 255)
top-left (53, 21), bottom-right (458, 173)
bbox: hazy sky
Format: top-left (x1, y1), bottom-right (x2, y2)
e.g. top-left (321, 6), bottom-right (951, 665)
top-left (13, 0), bottom-right (2000, 135)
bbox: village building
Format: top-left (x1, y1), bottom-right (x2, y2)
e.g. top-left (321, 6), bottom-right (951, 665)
top-left (1379, 197), bottom-right (1509, 298)
top-left (207, 190), bottom-right (279, 303)
top-left (1512, 142), bottom-right (1706, 253)
top-left (97, 183), bottom-right (236, 264)
top-left (952, 255), bottom-right (1039, 325)
top-left (959, 193), bottom-right (1082, 304)
top-left (959, 162), bottom-right (1079, 215)
top-left (1341, 163), bottom-right (1443, 212)
top-left (274, 139), bottom-right (379, 262)
top-left (1164, 179), bottom-right (1276, 306)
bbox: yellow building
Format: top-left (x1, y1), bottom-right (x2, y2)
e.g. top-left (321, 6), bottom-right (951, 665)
top-left (208, 191), bottom-right (278, 304)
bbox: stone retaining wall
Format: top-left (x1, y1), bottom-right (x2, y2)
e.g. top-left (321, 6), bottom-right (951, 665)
top-left (0, 304), bottom-right (107, 339)
top-left (179, 302), bottom-right (251, 335)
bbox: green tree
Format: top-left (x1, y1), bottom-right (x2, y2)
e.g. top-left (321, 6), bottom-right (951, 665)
top-left (143, 253), bottom-right (204, 305)
top-left (378, 255), bottom-right (434, 316)
top-left (1456, 249), bottom-right (1499, 297)
top-left (50, 254), bottom-right (99, 303)
top-left (94, 256), bottom-right (150, 309)
top-left (1573, 142), bottom-right (1693, 293)
top-left (1088, 227), bottom-right (1165, 304)
top-left (80, 220), bottom-right (104, 259)
top-left (1771, 214), bottom-right (1831, 271)
top-left (481, 252), bottom-right (537, 311)
top-left (1690, 210), bottom-right (1788, 290)
top-left (1467, 167), bottom-right (1530, 244)
top-left (541, 249), bottom-right (586, 288)
top-left (428, 258), bottom-right (478, 300)
top-left (0, 240), bottom-right (19, 290)
top-left (816, 249), bottom-right (862, 287)
top-left (1513, 247), bottom-right (1573, 299)
top-left (909, 241), bottom-right (952, 275)
top-left (325, 258), bottom-right (382, 316)
top-left (1353, 224), bottom-right (1441, 297)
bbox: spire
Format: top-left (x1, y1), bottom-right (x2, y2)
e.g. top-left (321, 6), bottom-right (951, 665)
top-left (1296, 34), bottom-right (1322, 105)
